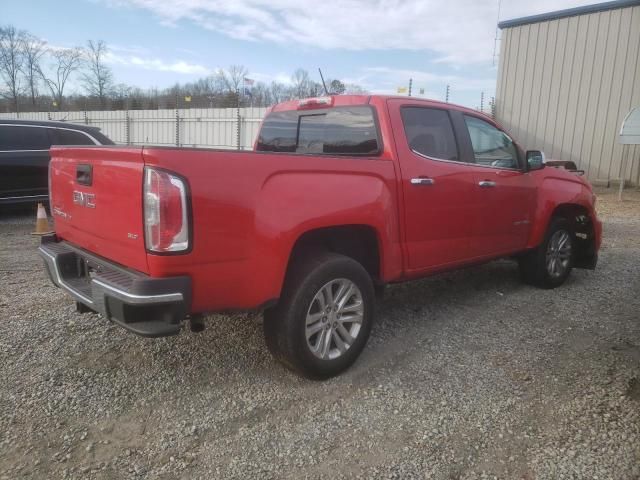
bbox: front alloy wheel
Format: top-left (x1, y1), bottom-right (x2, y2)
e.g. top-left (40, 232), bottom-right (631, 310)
top-left (545, 229), bottom-right (572, 278)
top-left (519, 216), bottom-right (574, 289)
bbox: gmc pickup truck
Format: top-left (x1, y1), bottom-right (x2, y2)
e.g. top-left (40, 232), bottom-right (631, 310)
top-left (40, 95), bottom-right (602, 378)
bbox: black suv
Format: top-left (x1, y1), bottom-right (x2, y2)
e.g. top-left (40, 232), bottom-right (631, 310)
top-left (0, 120), bottom-right (114, 204)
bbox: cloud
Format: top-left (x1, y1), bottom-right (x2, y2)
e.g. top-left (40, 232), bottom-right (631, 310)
top-left (104, 51), bottom-right (210, 75)
top-left (362, 67), bottom-right (495, 91)
top-left (109, 44), bottom-right (151, 55)
top-left (249, 71), bottom-right (294, 85)
top-left (42, 41), bottom-right (209, 75)
top-left (102, 0), bottom-right (597, 65)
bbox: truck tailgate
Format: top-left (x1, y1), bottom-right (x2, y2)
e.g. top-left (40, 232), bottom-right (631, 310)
top-left (49, 146), bottom-right (148, 274)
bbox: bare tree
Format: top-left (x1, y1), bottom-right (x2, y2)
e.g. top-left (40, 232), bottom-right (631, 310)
top-left (39, 47), bottom-right (83, 109)
top-left (22, 33), bottom-right (47, 107)
top-left (0, 25), bottom-right (26, 113)
top-left (291, 68), bottom-right (311, 99)
top-left (269, 81), bottom-right (286, 104)
top-left (112, 82), bottom-right (132, 98)
top-left (216, 64), bottom-right (248, 93)
top-left (191, 75), bottom-right (218, 96)
top-left (329, 79), bottom-right (346, 94)
top-left (249, 82), bottom-right (271, 107)
top-left (82, 40), bottom-right (113, 108)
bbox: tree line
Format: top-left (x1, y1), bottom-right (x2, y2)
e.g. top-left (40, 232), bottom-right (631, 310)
top-left (0, 24), bottom-right (366, 113)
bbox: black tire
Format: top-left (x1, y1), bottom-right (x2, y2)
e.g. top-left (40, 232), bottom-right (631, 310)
top-left (519, 217), bottom-right (574, 289)
top-left (263, 252), bottom-right (375, 379)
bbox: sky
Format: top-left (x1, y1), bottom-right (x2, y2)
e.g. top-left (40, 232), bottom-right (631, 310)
top-left (2, 0), bottom-right (599, 108)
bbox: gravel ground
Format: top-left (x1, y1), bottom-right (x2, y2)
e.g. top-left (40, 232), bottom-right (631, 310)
top-left (1, 189), bottom-right (639, 479)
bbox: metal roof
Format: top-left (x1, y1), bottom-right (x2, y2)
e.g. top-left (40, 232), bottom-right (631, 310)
top-left (498, 0), bottom-right (640, 29)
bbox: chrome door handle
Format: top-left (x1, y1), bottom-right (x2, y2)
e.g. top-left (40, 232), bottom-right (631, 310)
top-left (478, 180), bottom-right (496, 188)
top-left (411, 178), bottom-right (435, 186)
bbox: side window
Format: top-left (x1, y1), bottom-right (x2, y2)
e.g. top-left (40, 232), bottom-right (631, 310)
top-left (400, 107), bottom-right (459, 161)
top-left (51, 129), bottom-right (96, 145)
top-left (0, 125), bottom-right (52, 150)
top-left (464, 115), bottom-right (519, 169)
top-left (255, 106), bottom-right (379, 155)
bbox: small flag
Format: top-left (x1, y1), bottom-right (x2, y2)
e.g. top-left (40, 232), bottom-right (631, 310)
top-left (397, 87), bottom-right (407, 94)
top-left (184, 95), bottom-right (192, 102)
top-left (244, 77), bottom-right (255, 86)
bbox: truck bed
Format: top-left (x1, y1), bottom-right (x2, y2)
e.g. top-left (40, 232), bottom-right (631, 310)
top-left (49, 145), bottom-right (400, 313)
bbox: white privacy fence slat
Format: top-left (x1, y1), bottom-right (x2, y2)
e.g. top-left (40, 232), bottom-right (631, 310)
top-left (0, 107), bottom-right (268, 150)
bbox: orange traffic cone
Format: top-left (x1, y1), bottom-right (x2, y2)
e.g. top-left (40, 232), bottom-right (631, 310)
top-left (32, 203), bottom-right (53, 236)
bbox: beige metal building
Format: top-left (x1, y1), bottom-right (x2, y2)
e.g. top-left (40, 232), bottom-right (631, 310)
top-left (496, 0), bottom-right (640, 185)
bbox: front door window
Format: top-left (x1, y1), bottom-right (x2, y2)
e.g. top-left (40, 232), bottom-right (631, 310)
top-left (464, 115), bottom-right (520, 170)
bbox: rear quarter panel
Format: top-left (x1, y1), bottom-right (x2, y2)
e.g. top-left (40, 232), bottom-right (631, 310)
top-left (143, 148), bottom-right (402, 312)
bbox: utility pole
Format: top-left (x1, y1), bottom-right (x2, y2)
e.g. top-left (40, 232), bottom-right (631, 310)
top-left (236, 88), bottom-right (241, 150)
top-left (480, 91), bottom-right (485, 113)
top-left (175, 109), bottom-right (180, 147)
top-left (445, 85), bottom-right (450, 103)
top-left (408, 78), bottom-right (413, 97)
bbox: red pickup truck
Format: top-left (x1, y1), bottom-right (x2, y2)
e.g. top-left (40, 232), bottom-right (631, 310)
top-left (40, 95), bottom-right (602, 378)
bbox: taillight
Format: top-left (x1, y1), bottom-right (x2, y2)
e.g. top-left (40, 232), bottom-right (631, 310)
top-left (143, 167), bottom-right (190, 253)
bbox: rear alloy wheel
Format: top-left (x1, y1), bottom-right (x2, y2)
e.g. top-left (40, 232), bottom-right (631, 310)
top-left (519, 217), bottom-right (574, 289)
top-left (264, 253), bottom-right (374, 379)
top-left (305, 278), bottom-right (364, 360)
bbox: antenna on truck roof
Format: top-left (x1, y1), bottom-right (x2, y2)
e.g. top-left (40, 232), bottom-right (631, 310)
top-left (318, 68), bottom-right (329, 96)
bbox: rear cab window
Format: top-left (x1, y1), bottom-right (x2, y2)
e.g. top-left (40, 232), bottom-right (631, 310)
top-left (256, 106), bottom-right (380, 156)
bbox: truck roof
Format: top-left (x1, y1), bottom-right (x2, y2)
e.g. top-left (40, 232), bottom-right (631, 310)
top-left (270, 94), bottom-right (494, 121)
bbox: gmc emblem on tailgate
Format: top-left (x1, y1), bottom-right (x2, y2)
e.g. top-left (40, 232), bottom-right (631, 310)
top-left (73, 191), bottom-right (96, 208)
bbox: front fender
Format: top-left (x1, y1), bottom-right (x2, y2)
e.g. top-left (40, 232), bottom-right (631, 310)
top-left (526, 174), bottom-right (596, 249)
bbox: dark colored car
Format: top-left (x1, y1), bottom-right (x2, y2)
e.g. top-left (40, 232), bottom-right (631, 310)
top-left (0, 120), bottom-right (114, 205)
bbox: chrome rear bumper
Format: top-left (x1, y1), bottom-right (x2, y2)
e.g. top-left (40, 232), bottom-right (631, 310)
top-left (39, 235), bottom-right (191, 337)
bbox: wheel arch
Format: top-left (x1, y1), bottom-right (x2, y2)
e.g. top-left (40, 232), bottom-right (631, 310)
top-left (285, 224), bottom-right (383, 283)
top-left (530, 202), bottom-right (598, 269)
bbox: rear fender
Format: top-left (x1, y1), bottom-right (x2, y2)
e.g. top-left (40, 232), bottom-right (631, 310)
top-left (253, 169), bottom-right (402, 300)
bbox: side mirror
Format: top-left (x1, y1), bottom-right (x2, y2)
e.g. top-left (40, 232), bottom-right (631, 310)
top-left (526, 150), bottom-right (545, 171)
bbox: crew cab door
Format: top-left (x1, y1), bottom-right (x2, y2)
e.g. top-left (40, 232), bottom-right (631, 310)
top-left (460, 114), bottom-right (536, 256)
top-left (388, 100), bottom-right (482, 272)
